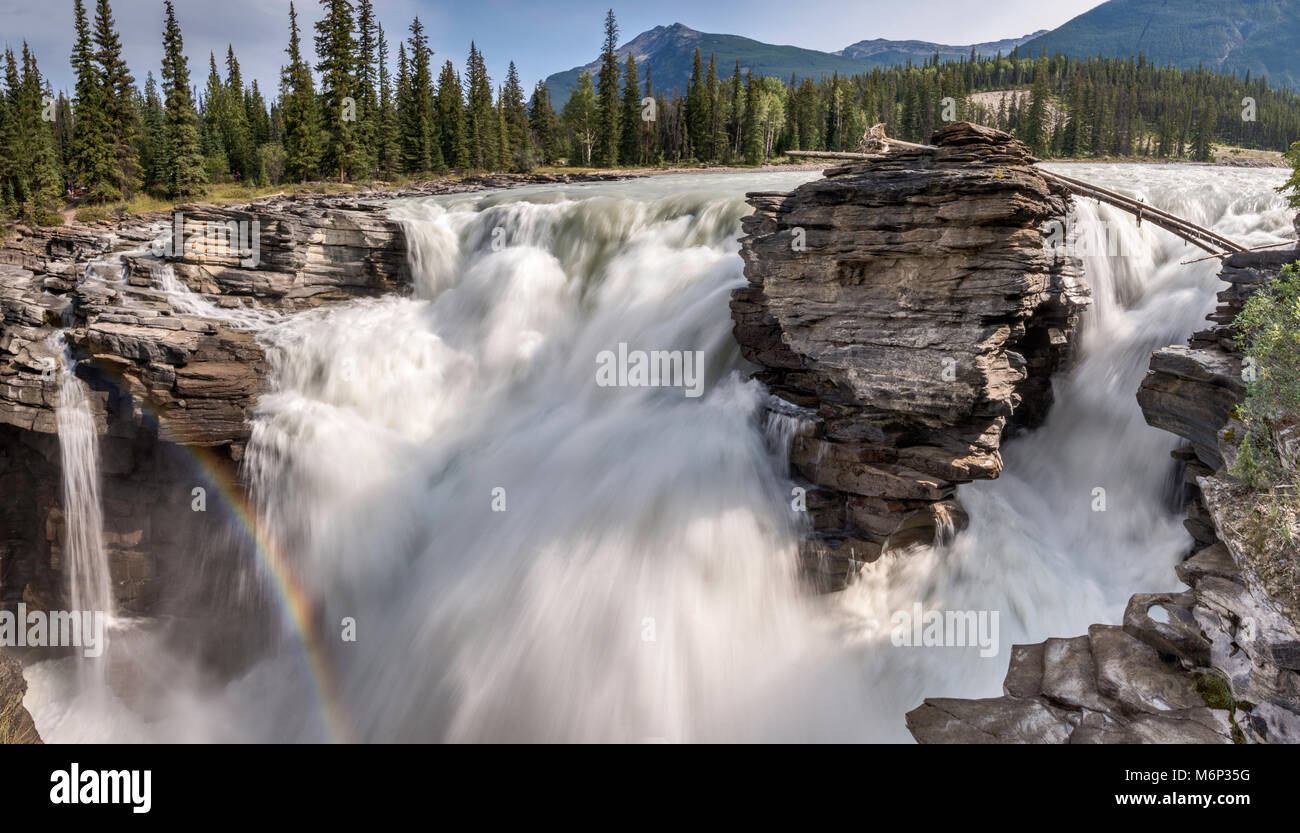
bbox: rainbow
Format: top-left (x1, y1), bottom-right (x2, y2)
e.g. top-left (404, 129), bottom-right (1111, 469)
top-left (79, 353), bottom-right (355, 743)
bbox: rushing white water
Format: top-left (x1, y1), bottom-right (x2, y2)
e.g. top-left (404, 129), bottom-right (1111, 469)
top-left (49, 334), bottom-right (113, 622)
top-left (25, 164), bottom-right (1295, 743)
top-left (153, 263), bottom-right (282, 331)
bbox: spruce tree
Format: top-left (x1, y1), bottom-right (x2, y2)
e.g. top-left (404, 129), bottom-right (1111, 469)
top-left (139, 72), bottom-right (167, 192)
top-left (70, 0), bottom-right (119, 203)
top-left (201, 54), bottom-right (229, 178)
top-left (528, 81), bottom-right (558, 166)
top-left (281, 2), bottom-right (319, 182)
top-left (399, 17), bottom-right (441, 174)
top-left (728, 62), bottom-right (743, 159)
top-left (704, 54), bottom-right (721, 160)
top-left (561, 71), bottom-right (597, 165)
top-left (314, 0), bottom-right (361, 181)
top-left (502, 62), bottom-right (530, 170)
top-left (354, 0), bottom-right (379, 177)
top-left (685, 49), bottom-right (707, 159)
top-left (222, 47), bottom-right (255, 180)
top-left (93, 0), bottom-right (140, 197)
top-left (0, 51), bottom-right (22, 216)
top-left (742, 71), bottom-right (763, 165)
top-left (618, 55), bottom-right (641, 166)
top-left (595, 9), bottom-right (621, 166)
top-left (375, 24), bottom-right (398, 178)
top-left (436, 60), bottom-right (468, 169)
top-left (464, 43), bottom-right (498, 169)
top-left (496, 90), bottom-right (510, 169)
top-left (159, 0), bottom-right (207, 199)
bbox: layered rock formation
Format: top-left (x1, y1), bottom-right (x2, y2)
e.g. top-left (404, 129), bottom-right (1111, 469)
top-left (908, 247), bottom-right (1300, 744)
top-left (733, 123), bottom-right (1088, 589)
top-left (1, 195), bottom-right (417, 620)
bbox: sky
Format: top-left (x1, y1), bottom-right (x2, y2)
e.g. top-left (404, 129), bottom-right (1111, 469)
top-left (0, 0), bottom-right (1108, 98)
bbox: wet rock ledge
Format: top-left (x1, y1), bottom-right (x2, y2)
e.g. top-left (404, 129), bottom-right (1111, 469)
top-left (732, 122), bottom-right (1088, 590)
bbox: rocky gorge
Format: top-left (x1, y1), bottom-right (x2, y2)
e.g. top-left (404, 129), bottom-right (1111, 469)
top-left (1, 129), bottom-right (1297, 744)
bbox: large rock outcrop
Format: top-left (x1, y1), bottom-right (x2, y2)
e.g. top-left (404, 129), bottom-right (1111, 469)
top-left (733, 123), bottom-right (1088, 589)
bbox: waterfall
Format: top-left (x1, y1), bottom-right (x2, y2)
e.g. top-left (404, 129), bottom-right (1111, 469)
top-left (50, 333), bottom-right (112, 622)
top-left (22, 166), bottom-right (1294, 743)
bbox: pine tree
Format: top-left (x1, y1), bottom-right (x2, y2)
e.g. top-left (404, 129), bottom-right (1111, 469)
top-left (496, 90), bottom-right (510, 169)
top-left (314, 0), bottom-right (361, 181)
top-left (595, 9), bottom-right (621, 166)
top-left (139, 71), bottom-right (167, 192)
top-left (201, 54), bottom-right (229, 178)
top-left (70, 0), bottom-right (118, 202)
top-left (703, 54), bottom-right (721, 160)
top-left (742, 70), bottom-right (763, 165)
top-left (1021, 68), bottom-right (1049, 155)
top-left (159, 0), bottom-right (207, 199)
top-left (93, 0), bottom-right (140, 197)
top-left (399, 17), bottom-right (441, 174)
top-left (561, 71), bottom-right (597, 165)
top-left (375, 23), bottom-right (398, 178)
top-left (618, 54), bottom-right (641, 166)
top-left (1193, 100), bottom-right (1216, 162)
top-left (464, 42), bottom-right (498, 169)
top-left (728, 62), bottom-right (744, 159)
top-left (2, 45), bottom-right (63, 221)
top-left (827, 72), bottom-right (848, 151)
top-left (529, 81), bottom-right (557, 166)
top-left (281, 2), bottom-right (319, 183)
top-left (222, 47), bottom-right (255, 180)
top-left (437, 60), bottom-right (468, 169)
top-left (354, 0), bottom-right (379, 177)
top-left (0, 50), bottom-right (26, 216)
top-left (685, 49), bottom-right (706, 159)
top-left (502, 62), bottom-right (530, 171)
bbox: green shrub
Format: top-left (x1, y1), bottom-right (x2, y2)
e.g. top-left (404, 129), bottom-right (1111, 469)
top-left (1231, 263), bottom-right (1300, 489)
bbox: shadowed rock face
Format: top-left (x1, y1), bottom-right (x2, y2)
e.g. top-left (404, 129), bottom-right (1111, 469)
top-left (732, 122), bottom-right (1088, 589)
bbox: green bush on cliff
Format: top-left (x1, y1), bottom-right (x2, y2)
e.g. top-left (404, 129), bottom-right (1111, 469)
top-left (1231, 263), bottom-right (1300, 489)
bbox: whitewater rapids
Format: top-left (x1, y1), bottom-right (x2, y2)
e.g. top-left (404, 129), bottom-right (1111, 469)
top-left (25, 165), bottom-right (1295, 742)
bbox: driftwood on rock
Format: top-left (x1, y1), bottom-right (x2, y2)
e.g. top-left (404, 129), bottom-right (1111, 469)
top-left (789, 124), bottom-right (1247, 256)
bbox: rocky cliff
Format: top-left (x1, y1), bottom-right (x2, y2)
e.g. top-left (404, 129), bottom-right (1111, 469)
top-left (907, 247), bottom-right (1300, 744)
top-left (1, 196), bottom-right (413, 621)
top-left (732, 122), bottom-right (1088, 589)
